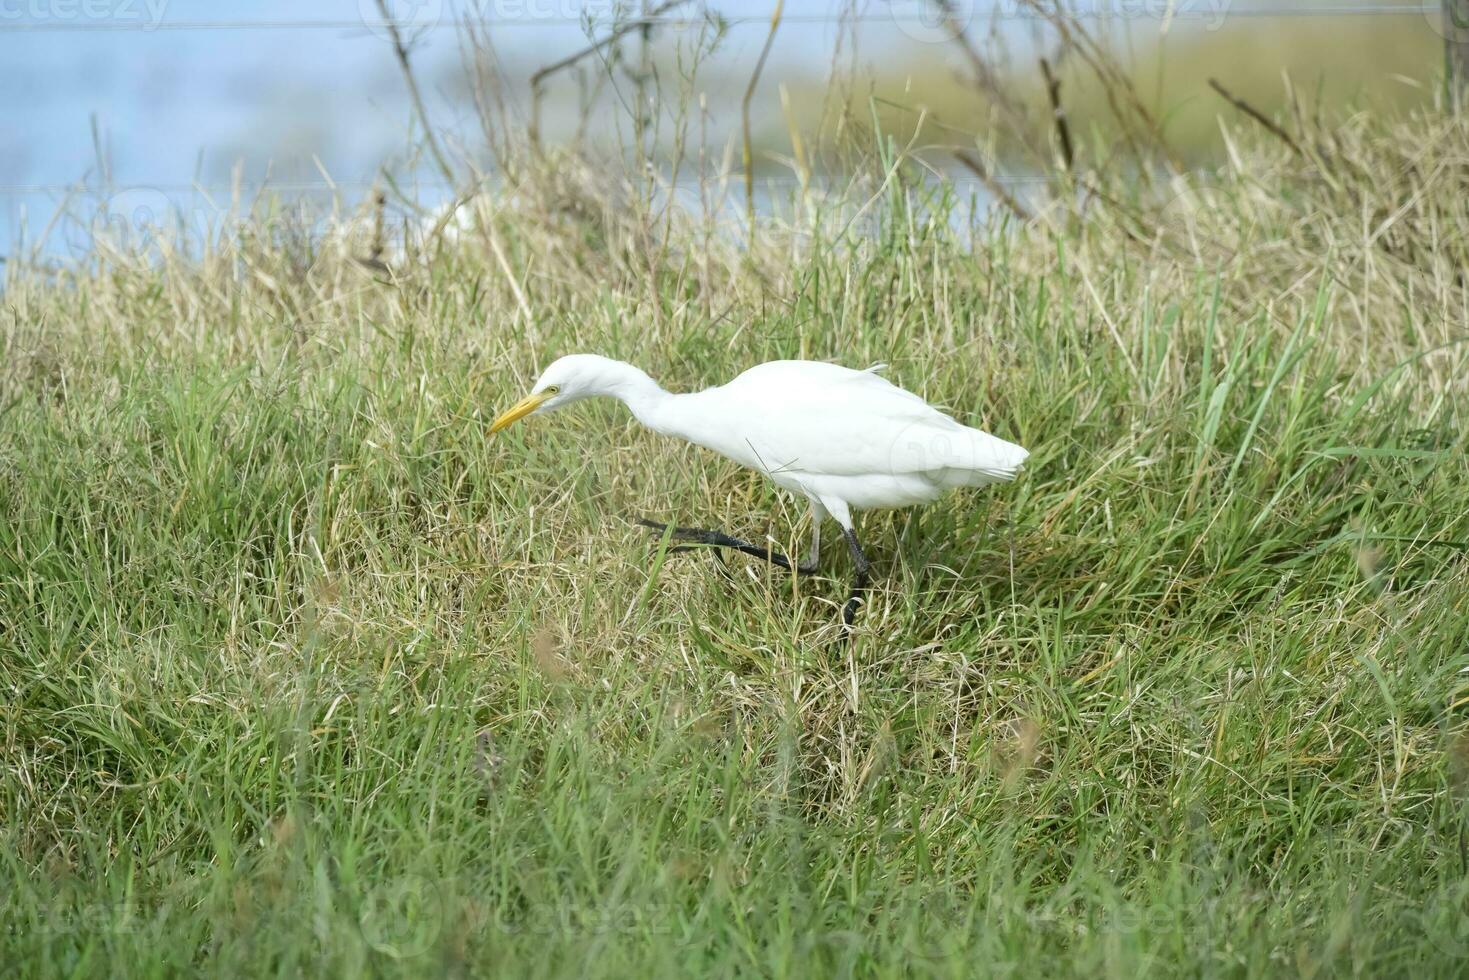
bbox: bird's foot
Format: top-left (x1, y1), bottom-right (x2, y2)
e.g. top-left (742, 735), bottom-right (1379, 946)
top-left (837, 526), bottom-right (871, 636)
top-left (635, 519), bottom-right (730, 548)
top-left (820, 605), bottom-right (860, 646)
top-left (635, 521), bottom-right (744, 560)
top-left (634, 518), bottom-right (814, 574)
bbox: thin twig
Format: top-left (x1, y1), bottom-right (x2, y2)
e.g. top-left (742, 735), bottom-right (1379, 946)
top-left (1039, 57), bottom-right (1074, 171)
top-left (528, 0), bottom-right (691, 148)
top-left (355, 186), bottom-right (390, 274)
top-left (926, 0), bottom-right (1031, 146)
top-left (459, 19), bottom-right (515, 175)
top-left (1075, 176), bottom-right (1147, 246)
top-left (1208, 77), bottom-right (1303, 157)
top-left (743, 0), bottom-right (784, 237)
top-left (373, 0), bottom-right (456, 185)
top-left (1022, 1), bottom-right (1181, 176)
top-left (953, 149), bottom-right (1032, 222)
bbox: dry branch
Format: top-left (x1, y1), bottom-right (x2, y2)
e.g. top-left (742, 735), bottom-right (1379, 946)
top-left (528, 0), bottom-right (692, 148)
top-left (1039, 57), bottom-right (1073, 172)
top-left (743, 1), bottom-right (784, 236)
top-left (953, 149), bottom-right (1032, 222)
top-left (373, 0), bottom-right (456, 185)
top-left (1208, 78), bottom-right (1303, 157)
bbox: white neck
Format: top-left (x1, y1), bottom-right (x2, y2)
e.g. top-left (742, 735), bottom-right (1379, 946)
top-left (591, 360), bottom-right (683, 435)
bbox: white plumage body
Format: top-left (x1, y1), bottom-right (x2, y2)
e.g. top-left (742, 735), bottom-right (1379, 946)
top-left (652, 360), bottom-right (1028, 522)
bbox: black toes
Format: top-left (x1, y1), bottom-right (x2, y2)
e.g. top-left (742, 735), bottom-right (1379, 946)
top-left (636, 518), bottom-right (677, 536)
top-left (635, 517), bottom-right (828, 594)
top-left (635, 518), bottom-right (724, 547)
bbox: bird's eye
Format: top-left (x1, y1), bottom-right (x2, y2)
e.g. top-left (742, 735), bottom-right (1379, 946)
top-left (545, 385), bottom-right (560, 395)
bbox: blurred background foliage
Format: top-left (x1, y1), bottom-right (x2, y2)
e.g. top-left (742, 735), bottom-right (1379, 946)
top-left (851, 14), bottom-right (1441, 165)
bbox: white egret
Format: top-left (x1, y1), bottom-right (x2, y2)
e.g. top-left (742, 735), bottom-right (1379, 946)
top-left (491, 354), bottom-right (1029, 626)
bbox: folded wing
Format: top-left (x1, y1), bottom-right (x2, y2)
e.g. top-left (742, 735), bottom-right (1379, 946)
top-left (711, 361), bottom-right (1028, 484)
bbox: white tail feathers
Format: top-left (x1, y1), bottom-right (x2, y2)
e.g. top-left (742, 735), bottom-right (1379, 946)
top-left (957, 431), bottom-right (1028, 481)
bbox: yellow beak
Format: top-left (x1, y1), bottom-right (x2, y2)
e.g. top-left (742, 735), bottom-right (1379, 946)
top-left (490, 391), bottom-right (550, 434)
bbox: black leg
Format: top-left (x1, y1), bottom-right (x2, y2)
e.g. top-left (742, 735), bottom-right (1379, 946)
top-left (840, 526), bottom-right (871, 627)
top-left (636, 518), bottom-right (818, 574)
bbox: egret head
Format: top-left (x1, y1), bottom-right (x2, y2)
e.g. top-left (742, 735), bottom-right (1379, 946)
top-left (490, 354), bottom-right (638, 433)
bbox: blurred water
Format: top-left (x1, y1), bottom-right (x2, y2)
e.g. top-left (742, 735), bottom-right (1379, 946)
top-left (3, 0), bottom-right (953, 259)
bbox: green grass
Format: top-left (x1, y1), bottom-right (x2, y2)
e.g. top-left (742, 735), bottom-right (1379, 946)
top-left (3, 110), bottom-right (1468, 976)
